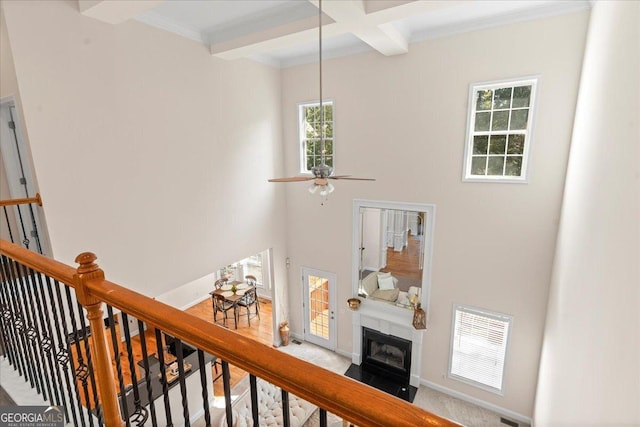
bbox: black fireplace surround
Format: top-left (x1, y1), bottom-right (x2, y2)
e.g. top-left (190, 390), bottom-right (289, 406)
top-left (361, 327), bottom-right (412, 384)
top-left (344, 327), bottom-right (417, 402)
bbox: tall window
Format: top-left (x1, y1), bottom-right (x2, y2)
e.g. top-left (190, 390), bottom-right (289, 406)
top-left (299, 101), bottom-right (334, 173)
top-left (463, 77), bottom-right (538, 182)
top-left (449, 305), bottom-right (512, 394)
top-left (219, 250), bottom-right (270, 292)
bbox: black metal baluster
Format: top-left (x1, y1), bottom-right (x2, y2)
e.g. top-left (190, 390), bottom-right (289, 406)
top-left (0, 260), bottom-right (12, 364)
top-left (319, 408), bottom-right (328, 427)
top-left (65, 287), bottom-right (94, 427)
top-left (14, 205), bottom-right (30, 249)
top-left (197, 349), bottom-right (211, 427)
top-left (121, 312), bottom-right (148, 426)
top-left (75, 300), bottom-right (103, 427)
top-left (281, 389), bottom-right (291, 427)
top-left (107, 306), bottom-right (130, 427)
top-left (25, 203), bottom-right (43, 254)
top-left (6, 260), bottom-right (38, 390)
top-left (32, 270), bottom-right (62, 407)
top-left (14, 262), bottom-right (45, 396)
top-left (3, 258), bottom-right (28, 379)
top-left (174, 338), bottom-right (190, 426)
top-left (24, 267), bottom-right (54, 403)
top-left (137, 320), bottom-right (157, 426)
top-left (154, 329), bottom-right (173, 427)
top-left (2, 207), bottom-right (15, 243)
top-left (250, 374), bottom-right (259, 427)
top-left (55, 281), bottom-right (86, 427)
top-left (48, 277), bottom-right (80, 426)
top-left (0, 257), bottom-right (19, 370)
top-left (222, 361), bottom-right (232, 427)
top-left (35, 273), bottom-right (67, 415)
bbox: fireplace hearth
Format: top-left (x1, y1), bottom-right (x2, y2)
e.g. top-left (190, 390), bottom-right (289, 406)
top-left (345, 327), bottom-right (417, 402)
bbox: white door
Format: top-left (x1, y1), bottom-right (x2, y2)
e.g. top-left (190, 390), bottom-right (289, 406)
top-left (0, 99), bottom-right (48, 254)
top-left (302, 268), bottom-right (336, 350)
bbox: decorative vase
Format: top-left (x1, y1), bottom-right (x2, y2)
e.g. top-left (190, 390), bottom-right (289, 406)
top-left (279, 321), bottom-right (290, 346)
top-left (412, 303), bottom-right (426, 330)
top-left (347, 298), bottom-right (361, 310)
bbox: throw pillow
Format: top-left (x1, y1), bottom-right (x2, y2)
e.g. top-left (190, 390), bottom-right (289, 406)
top-left (361, 272), bottom-right (379, 296)
top-left (378, 275), bottom-right (395, 290)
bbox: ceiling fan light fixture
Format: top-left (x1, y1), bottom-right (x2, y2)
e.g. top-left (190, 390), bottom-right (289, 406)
top-left (266, 0), bottom-right (374, 199)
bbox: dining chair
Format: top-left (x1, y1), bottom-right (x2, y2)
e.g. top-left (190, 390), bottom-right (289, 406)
top-left (237, 287), bottom-right (260, 326)
top-left (212, 293), bottom-right (237, 329)
top-left (214, 277), bottom-right (228, 290)
top-left (244, 275), bottom-right (260, 313)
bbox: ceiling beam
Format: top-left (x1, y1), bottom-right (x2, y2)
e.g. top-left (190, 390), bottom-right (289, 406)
top-left (211, 0), bottom-right (463, 61)
top-left (211, 15), bottom-right (336, 61)
top-left (308, 0), bottom-right (407, 56)
top-left (78, 0), bottom-right (166, 25)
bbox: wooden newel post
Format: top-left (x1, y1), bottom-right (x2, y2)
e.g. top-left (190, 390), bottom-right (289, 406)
top-left (74, 252), bottom-right (125, 427)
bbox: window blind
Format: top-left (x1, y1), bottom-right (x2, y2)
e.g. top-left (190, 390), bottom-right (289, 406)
top-left (449, 305), bottom-right (511, 393)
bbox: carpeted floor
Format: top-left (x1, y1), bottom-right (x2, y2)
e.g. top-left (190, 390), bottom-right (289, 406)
top-left (0, 385), bottom-right (16, 406)
top-left (279, 341), bottom-right (530, 427)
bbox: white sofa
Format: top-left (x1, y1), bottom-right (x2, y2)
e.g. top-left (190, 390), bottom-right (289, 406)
top-left (213, 375), bottom-right (316, 427)
top-left (359, 271), bottom-right (420, 306)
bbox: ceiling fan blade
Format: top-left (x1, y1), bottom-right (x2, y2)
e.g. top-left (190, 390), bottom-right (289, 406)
top-left (329, 176), bottom-right (376, 181)
top-left (268, 176), bottom-right (315, 182)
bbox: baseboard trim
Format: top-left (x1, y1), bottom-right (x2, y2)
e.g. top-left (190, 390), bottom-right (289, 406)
top-left (179, 293), bottom-right (211, 311)
top-left (335, 348), bottom-right (352, 359)
top-left (421, 380), bottom-right (533, 426)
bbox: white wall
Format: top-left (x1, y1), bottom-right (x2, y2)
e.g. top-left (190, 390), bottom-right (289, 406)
top-left (281, 11), bottom-right (589, 417)
top-left (1, 0), bottom-right (289, 317)
top-left (361, 207), bottom-right (382, 271)
top-left (534, 1), bottom-right (640, 424)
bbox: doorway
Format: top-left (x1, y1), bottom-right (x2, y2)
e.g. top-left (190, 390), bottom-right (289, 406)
top-left (0, 97), bottom-right (48, 254)
top-left (302, 267), bottom-right (336, 350)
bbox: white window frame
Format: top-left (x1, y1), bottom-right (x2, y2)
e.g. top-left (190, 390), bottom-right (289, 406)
top-left (298, 100), bottom-right (335, 174)
top-left (462, 76), bottom-right (539, 183)
top-left (218, 249), bottom-right (272, 295)
top-left (448, 304), bottom-right (512, 395)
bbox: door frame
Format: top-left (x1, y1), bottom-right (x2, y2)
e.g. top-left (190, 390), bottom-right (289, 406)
top-left (0, 96), bottom-right (49, 254)
top-left (301, 267), bottom-right (337, 351)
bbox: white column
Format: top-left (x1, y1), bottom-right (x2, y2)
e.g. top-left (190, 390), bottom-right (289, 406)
top-left (534, 1), bottom-right (640, 425)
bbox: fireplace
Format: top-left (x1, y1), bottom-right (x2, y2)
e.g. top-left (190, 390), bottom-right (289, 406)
top-left (361, 327), bottom-right (412, 384)
top-left (345, 326), bottom-right (417, 402)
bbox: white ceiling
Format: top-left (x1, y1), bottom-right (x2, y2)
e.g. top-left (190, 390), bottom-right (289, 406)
top-left (83, 0), bottom-right (592, 68)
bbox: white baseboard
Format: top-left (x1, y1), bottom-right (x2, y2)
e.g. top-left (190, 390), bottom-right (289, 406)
top-left (422, 379), bottom-right (532, 426)
top-left (179, 293), bottom-right (211, 311)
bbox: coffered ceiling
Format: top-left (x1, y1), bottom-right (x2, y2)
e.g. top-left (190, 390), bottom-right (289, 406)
top-left (79, 0), bottom-right (591, 68)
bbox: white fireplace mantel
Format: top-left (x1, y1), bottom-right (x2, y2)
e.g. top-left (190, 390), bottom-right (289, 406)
top-left (351, 302), bottom-right (424, 387)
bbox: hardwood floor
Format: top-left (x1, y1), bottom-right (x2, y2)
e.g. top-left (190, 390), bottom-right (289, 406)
top-left (72, 296), bottom-right (273, 410)
top-left (184, 296), bottom-right (273, 397)
top-left (380, 233), bottom-right (423, 280)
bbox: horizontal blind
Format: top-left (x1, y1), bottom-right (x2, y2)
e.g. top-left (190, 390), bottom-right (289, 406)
top-left (450, 305), bottom-right (511, 393)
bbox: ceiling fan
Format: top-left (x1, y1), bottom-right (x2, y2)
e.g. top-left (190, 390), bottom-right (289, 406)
top-left (268, 0), bottom-right (375, 196)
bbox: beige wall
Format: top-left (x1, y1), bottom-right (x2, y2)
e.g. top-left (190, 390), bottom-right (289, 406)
top-left (281, 11), bottom-right (589, 417)
top-left (0, 9), bottom-right (18, 99)
top-left (535, 2), bottom-right (640, 424)
top-left (1, 0), bottom-right (289, 318)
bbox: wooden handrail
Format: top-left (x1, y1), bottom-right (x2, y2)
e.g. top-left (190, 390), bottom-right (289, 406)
top-left (0, 240), bottom-right (459, 427)
top-left (0, 238), bottom-right (75, 285)
top-left (0, 193), bottom-right (42, 207)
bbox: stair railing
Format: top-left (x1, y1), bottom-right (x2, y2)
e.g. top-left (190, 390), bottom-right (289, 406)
top-left (0, 239), bottom-right (459, 427)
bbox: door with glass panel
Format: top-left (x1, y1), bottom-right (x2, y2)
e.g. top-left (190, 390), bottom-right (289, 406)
top-left (302, 268), bottom-right (336, 350)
